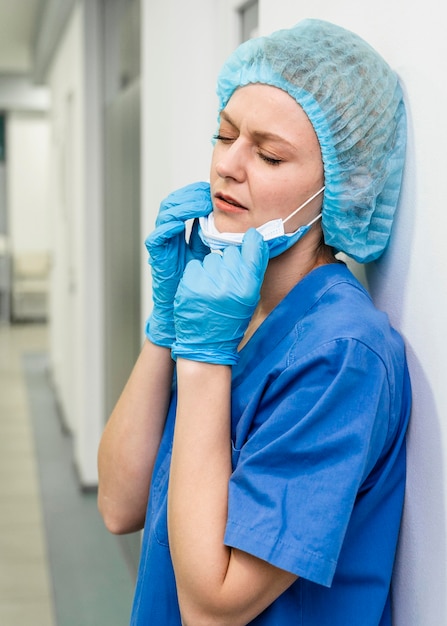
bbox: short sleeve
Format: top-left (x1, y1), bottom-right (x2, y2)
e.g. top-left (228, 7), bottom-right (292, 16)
top-left (225, 338), bottom-right (391, 587)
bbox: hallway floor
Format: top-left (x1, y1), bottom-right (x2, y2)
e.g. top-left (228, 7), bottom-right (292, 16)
top-left (0, 323), bottom-right (136, 626)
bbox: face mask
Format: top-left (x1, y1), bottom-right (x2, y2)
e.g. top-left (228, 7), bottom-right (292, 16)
top-left (199, 186), bottom-right (325, 259)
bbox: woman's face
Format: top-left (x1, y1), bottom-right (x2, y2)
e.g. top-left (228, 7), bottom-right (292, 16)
top-left (210, 84), bottom-right (324, 234)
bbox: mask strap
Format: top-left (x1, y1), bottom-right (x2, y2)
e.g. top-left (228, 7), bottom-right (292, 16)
top-left (306, 212), bottom-right (323, 228)
top-left (282, 186), bottom-right (325, 225)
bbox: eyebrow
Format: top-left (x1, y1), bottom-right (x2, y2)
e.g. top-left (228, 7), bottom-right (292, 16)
top-left (220, 110), bottom-right (297, 153)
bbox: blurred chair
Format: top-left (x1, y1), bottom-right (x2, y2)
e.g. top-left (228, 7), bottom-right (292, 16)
top-left (11, 251), bottom-right (50, 321)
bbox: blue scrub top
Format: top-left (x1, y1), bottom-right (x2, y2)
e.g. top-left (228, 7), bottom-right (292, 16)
top-left (130, 263), bottom-right (411, 625)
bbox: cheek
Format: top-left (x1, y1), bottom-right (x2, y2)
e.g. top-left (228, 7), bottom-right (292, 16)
top-left (251, 170), bottom-right (297, 208)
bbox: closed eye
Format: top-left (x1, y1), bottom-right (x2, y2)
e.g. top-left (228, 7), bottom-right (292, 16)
top-left (258, 152), bottom-right (282, 166)
top-left (213, 132), bottom-right (283, 166)
top-left (213, 134), bottom-right (236, 144)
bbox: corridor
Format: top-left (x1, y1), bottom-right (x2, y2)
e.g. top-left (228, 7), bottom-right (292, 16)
top-left (0, 322), bottom-right (135, 626)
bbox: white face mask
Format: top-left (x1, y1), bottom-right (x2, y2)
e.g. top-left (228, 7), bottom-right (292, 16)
top-left (199, 186), bottom-right (325, 259)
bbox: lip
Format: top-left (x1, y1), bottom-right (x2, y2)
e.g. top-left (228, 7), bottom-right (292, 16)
top-left (214, 192), bottom-right (248, 214)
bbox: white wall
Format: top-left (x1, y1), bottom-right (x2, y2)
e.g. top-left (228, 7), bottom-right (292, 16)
top-left (46, 0), bottom-right (104, 487)
top-left (46, 1), bottom-right (82, 439)
top-left (260, 1), bottom-right (446, 623)
top-left (6, 112), bottom-right (50, 254)
top-left (77, 0), bottom-right (104, 489)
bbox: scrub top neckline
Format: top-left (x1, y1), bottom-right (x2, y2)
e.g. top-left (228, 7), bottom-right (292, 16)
top-left (233, 262), bottom-right (369, 386)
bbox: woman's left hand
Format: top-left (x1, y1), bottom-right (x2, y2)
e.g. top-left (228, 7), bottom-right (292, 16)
top-left (172, 228), bottom-right (269, 365)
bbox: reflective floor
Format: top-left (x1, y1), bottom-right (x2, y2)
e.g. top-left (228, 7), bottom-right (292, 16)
top-left (0, 322), bottom-right (54, 625)
top-left (0, 323), bottom-right (135, 626)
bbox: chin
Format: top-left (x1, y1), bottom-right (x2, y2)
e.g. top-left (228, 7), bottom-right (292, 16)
top-left (214, 213), bottom-right (248, 234)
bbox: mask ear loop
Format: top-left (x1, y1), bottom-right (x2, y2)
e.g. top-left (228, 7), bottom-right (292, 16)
top-left (282, 186), bottom-right (325, 225)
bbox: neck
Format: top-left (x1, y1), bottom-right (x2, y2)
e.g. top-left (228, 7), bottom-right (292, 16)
top-left (260, 231), bottom-right (335, 312)
top-left (239, 229), bottom-right (336, 350)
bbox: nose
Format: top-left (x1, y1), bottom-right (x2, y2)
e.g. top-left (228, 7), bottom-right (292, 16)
top-left (214, 139), bottom-right (246, 182)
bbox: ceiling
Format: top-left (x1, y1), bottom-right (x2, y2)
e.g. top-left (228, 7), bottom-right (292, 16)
top-left (0, 0), bottom-right (45, 74)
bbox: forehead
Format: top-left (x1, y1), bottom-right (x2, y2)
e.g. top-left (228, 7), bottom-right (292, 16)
top-left (221, 84), bottom-right (319, 146)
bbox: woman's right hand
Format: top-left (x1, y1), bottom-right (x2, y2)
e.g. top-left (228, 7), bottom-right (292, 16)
top-left (172, 229), bottom-right (269, 365)
top-left (145, 182), bottom-right (212, 348)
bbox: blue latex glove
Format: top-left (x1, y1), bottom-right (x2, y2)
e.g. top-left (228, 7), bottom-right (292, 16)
top-left (172, 229), bottom-right (269, 365)
top-left (145, 182), bottom-right (212, 348)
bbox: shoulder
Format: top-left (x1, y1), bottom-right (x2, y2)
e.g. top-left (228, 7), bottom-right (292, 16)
top-left (235, 262), bottom-right (408, 397)
top-left (289, 263), bottom-right (405, 364)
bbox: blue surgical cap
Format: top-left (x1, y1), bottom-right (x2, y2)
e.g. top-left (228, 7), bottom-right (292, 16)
top-left (216, 19), bottom-right (407, 263)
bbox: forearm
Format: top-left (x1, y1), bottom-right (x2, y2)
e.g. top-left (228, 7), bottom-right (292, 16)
top-left (168, 359), bottom-right (296, 626)
top-left (98, 339), bottom-right (174, 534)
top-left (168, 359), bottom-right (233, 617)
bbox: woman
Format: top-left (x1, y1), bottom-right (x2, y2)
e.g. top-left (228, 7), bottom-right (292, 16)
top-left (98, 19), bottom-right (411, 625)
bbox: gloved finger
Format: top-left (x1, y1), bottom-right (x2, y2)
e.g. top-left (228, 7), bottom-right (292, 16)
top-left (145, 220), bottom-right (185, 254)
top-left (179, 258), bottom-right (203, 286)
top-left (156, 182), bottom-right (212, 226)
top-left (241, 228), bottom-right (269, 280)
top-left (216, 244), bottom-right (262, 307)
top-left (188, 217), bottom-right (211, 260)
top-left (145, 222), bottom-right (186, 270)
top-left (201, 248), bottom-right (224, 275)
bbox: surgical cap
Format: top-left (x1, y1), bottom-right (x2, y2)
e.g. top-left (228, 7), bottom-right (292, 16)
top-left (216, 19), bottom-right (407, 263)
